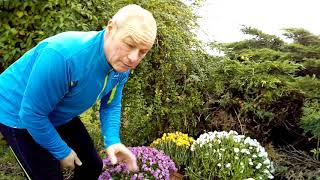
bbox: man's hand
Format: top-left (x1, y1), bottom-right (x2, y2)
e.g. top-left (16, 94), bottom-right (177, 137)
top-left (106, 143), bottom-right (138, 171)
top-left (60, 149), bottom-right (82, 170)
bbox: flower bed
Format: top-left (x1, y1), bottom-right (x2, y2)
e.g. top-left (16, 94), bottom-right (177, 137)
top-left (186, 130), bottom-right (274, 179)
top-left (150, 131), bottom-right (194, 171)
top-left (99, 131), bottom-right (275, 179)
top-left (99, 146), bottom-right (177, 180)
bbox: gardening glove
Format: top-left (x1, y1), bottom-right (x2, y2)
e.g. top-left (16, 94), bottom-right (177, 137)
top-left (106, 143), bottom-right (138, 171)
top-left (59, 149), bottom-right (82, 170)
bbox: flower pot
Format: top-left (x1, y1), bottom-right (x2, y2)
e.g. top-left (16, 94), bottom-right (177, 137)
top-left (170, 172), bottom-right (184, 180)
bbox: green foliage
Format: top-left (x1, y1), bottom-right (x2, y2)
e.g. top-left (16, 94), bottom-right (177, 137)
top-left (310, 147), bottom-right (320, 160)
top-left (220, 26), bottom-right (285, 59)
top-left (236, 48), bottom-right (288, 62)
top-left (212, 26), bottom-right (320, 143)
top-left (283, 28), bottom-right (320, 47)
top-left (201, 56), bottom-right (303, 125)
top-left (0, 0), bottom-right (110, 69)
top-left (120, 0), bottom-right (206, 146)
top-left (299, 100), bottom-right (320, 139)
top-left (80, 103), bottom-right (104, 150)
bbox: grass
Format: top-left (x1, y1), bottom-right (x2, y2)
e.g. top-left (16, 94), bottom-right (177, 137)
top-left (0, 133), bottom-right (25, 180)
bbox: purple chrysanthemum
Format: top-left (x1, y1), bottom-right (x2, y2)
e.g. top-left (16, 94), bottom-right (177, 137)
top-left (99, 146), bottom-right (177, 180)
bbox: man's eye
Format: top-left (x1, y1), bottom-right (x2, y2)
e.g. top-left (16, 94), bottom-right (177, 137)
top-left (139, 51), bottom-right (147, 57)
top-left (126, 43), bottom-right (134, 48)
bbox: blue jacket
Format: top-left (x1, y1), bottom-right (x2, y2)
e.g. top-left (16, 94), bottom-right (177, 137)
top-left (0, 29), bottom-right (129, 160)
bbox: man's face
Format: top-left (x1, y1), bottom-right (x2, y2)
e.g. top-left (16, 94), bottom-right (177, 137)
top-left (104, 22), bottom-right (154, 72)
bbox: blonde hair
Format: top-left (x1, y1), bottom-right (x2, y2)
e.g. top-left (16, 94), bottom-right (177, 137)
top-left (111, 4), bottom-right (157, 46)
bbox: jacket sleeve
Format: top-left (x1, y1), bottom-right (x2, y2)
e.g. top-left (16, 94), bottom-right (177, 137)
top-left (19, 47), bottom-right (71, 160)
top-left (99, 73), bottom-right (129, 148)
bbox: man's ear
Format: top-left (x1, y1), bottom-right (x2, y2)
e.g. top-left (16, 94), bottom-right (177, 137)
top-left (106, 20), bottom-right (116, 36)
top-left (107, 20), bottom-right (113, 30)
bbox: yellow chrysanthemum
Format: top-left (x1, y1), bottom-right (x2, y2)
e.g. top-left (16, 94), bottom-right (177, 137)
top-left (150, 131), bottom-right (194, 148)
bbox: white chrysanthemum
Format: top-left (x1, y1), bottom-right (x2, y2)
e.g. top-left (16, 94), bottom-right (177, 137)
top-left (233, 136), bottom-right (242, 143)
top-left (258, 151), bottom-right (268, 158)
top-left (241, 149), bottom-right (250, 154)
top-left (268, 174), bottom-right (274, 179)
top-left (263, 169), bottom-right (270, 174)
top-left (256, 163), bottom-right (262, 169)
top-left (234, 147), bottom-right (240, 153)
top-left (228, 130), bottom-right (238, 135)
top-left (263, 159), bottom-right (271, 165)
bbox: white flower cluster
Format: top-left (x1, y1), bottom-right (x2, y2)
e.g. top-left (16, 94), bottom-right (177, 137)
top-left (191, 130), bottom-right (274, 179)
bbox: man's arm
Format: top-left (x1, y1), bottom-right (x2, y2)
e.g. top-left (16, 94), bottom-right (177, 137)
top-left (99, 73), bottom-right (128, 148)
top-left (19, 47), bottom-right (71, 160)
top-left (99, 72), bottom-right (137, 171)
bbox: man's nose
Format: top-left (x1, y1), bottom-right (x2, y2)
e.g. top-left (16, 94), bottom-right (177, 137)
top-left (128, 49), bottom-right (140, 63)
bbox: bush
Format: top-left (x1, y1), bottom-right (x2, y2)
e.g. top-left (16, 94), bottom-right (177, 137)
top-left (300, 100), bottom-right (320, 139)
top-left (120, 0), bottom-right (207, 146)
top-left (207, 27), bottom-right (320, 147)
top-left (0, 0), bottom-right (113, 69)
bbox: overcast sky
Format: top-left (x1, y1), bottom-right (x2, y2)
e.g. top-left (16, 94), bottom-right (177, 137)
top-left (195, 0), bottom-right (320, 43)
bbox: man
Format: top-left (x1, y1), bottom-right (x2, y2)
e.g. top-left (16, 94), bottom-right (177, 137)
top-left (0, 4), bottom-right (157, 180)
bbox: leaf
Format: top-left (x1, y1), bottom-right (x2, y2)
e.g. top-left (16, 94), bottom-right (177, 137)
top-left (16, 11), bottom-right (24, 18)
top-left (3, 23), bottom-right (10, 30)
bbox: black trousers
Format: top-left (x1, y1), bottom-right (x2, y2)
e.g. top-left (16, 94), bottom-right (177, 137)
top-left (0, 117), bottom-right (103, 180)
